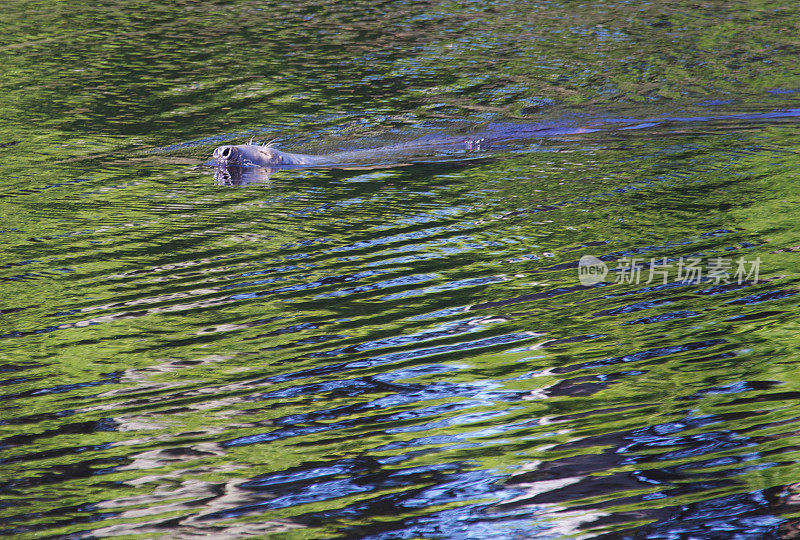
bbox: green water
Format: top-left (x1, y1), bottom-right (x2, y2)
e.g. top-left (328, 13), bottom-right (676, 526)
top-left (2, 1), bottom-right (800, 538)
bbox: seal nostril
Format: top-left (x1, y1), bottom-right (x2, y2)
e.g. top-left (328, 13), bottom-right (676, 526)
top-left (222, 147), bottom-right (231, 158)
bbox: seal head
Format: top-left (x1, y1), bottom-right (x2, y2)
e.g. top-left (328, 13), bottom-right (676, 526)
top-left (213, 143), bottom-right (322, 167)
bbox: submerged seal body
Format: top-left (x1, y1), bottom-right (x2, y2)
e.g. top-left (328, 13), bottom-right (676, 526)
top-left (210, 107), bottom-right (800, 184)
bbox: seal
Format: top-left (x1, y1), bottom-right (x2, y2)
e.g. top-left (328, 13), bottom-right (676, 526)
top-left (212, 143), bottom-right (325, 167)
top-left (211, 107), bottom-right (800, 176)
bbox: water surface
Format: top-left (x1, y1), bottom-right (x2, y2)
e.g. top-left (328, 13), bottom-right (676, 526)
top-left (2, 1), bottom-right (800, 538)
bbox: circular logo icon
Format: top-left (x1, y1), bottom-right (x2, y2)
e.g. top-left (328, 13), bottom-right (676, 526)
top-left (578, 255), bottom-right (608, 286)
